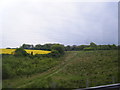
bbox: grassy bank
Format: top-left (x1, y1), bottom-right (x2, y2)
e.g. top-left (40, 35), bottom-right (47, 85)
top-left (2, 50), bottom-right (119, 88)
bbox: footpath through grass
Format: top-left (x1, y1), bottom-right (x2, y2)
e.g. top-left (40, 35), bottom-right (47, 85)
top-left (3, 50), bottom-right (119, 88)
top-left (49, 50), bottom-right (119, 88)
top-left (3, 51), bottom-right (76, 88)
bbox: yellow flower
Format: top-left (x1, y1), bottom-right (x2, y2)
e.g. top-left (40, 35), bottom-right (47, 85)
top-left (0, 49), bottom-right (51, 55)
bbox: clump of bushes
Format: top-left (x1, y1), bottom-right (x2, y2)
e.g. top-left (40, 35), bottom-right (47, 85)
top-left (13, 44), bottom-right (65, 58)
top-left (51, 44), bottom-right (65, 57)
top-left (14, 48), bottom-right (29, 57)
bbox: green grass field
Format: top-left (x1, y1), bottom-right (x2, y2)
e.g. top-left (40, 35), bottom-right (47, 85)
top-left (2, 50), bottom-right (119, 88)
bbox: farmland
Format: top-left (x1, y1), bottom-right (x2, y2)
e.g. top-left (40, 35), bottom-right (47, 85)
top-left (2, 50), bottom-right (119, 88)
top-left (0, 49), bottom-right (51, 55)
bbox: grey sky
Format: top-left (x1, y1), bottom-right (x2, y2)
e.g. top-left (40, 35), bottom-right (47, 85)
top-left (0, 1), bottom-right (118, 48)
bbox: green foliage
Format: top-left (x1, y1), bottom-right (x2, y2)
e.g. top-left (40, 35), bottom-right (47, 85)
top-left (97, 45), bottom-right (111, 50)
top-left (77, 45), bottom-right (87, 50)
top-left (83, 47), bottom-right (94, 51)
top-left (111, 44), bottom-right (117, 49)
top-left (2, 64), bottom-right (16, 79)
top-left (34, 44), bottom-right (54, 51)
top-left (2, 50), bottom-right (119, 88)
top-left (65, 45), bottom-right (71, 51)
top-left (19, 43), bottom-right (117, 51)
top-left (51, 50), bottom-right (61, 57)
top-left (51, 44), bottom-right (65, 55)
top-left (49, 50), bottom-right (118, 88)
top-left (2, 64), bottom-right (11, 79)
top-left (90, 42), bottom-right (97, 47)
top-left (14, 48), bottom-right (29, 57)
top-left (2, 55), bottom-right (61, 80)
top-left (13, 50), bottom-right (118, 88)
top-left (20, 44), bottom-right (34, 49)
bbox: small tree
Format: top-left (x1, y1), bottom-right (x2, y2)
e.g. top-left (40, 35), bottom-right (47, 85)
top-left (21, 44), bottom-right (34, 49)
top-left (78, 45), bottom-right (86, 50)
top-left (51, 50), bottom-right (61, 57)
top-left (65, 45), bottom-right (71, 51)
top-left (90, 42), bottom-right (97, 50)
top-left (51, 44), bottom-right (65, 56)
top-left (14, 48), bottom-right (28, 57)
top-left (90, 42), bottom-right (97, 47)
top-left (111, 44), bottom-right (117, 49)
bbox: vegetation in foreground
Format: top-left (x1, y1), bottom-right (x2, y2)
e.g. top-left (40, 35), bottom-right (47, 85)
top-left (2, 50), bottom-right (119, 88)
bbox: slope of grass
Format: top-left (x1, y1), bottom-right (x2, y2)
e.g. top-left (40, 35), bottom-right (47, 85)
top-left (50, 50), bottom-right (119, 88)
top-left (2, 55), bottom-right (62, 88)
top-left (2, 50), bottom-right (119, 88)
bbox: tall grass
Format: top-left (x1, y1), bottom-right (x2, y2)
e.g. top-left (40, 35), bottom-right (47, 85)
top-left (25, 50), bottom-right (119, 88)
top-left (2, 50), bottom-right (119, 88)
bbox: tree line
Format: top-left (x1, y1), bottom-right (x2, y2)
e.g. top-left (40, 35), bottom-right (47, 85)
top-left (13, 44), bottom-right (65, 58)
top-left (13, 42), bottom-right (118, 51)
top-left (10, 42), bottom-right (118, 58)
top-left (6, 42), bottom-right (118, 58)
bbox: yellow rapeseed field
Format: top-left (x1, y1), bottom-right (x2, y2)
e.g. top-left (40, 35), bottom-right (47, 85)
top-left (0, 49), bottom-right (51, 55)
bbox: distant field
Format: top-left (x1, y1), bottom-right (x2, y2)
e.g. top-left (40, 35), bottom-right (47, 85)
top-left (0, 49), bottom-right (51, 55)
top-left (2, 50), bottom-right (119, 88)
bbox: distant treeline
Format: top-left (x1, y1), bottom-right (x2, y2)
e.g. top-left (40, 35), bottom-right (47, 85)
top-left (7, 42), bottom-right (118, 51)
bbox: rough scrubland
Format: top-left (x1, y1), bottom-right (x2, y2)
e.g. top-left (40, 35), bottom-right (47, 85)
top-left (2, 50), bottom-right (119, 88)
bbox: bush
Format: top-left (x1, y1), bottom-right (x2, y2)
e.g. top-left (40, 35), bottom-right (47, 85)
top-left (51, 50), bottom-right (61, 57)
top-left (51, 44), bottom-right (65, 55)
top-left (84, 47), bottom-right (94, 51)
top-left (14, 48), bottom-right (29, 57)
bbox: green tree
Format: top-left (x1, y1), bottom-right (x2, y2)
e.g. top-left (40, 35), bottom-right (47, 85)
top-left (90, 42), bottom-right (97, 50)
top-left (78, 45), bottom-right (86, 50)
top-left (51, 50), bottom-right (61, 57)
top-left (34, 44), bottom-right (42, 50)
top-left (65, 45), bottom-right (71, 51)
top-left (100, 45), bottom-right (110, 50)
top-left (71, 45), bottom-right (77, 51)
top-left (90, 42), bottom-right (97, 47)
top-left (21, 44), bottom-right (34, 49)
top-left (51, 44), bottom-right (65, 55)
top-left (111, 44), bottom-right (117, 49)
top-left (44, 44), bottom-right (53, 51)
top-left (14, 48), bottom-right (28, 57)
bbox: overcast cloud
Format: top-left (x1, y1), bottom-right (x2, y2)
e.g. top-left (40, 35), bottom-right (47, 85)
top-left (0, 1), bottom-right (118, 48)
